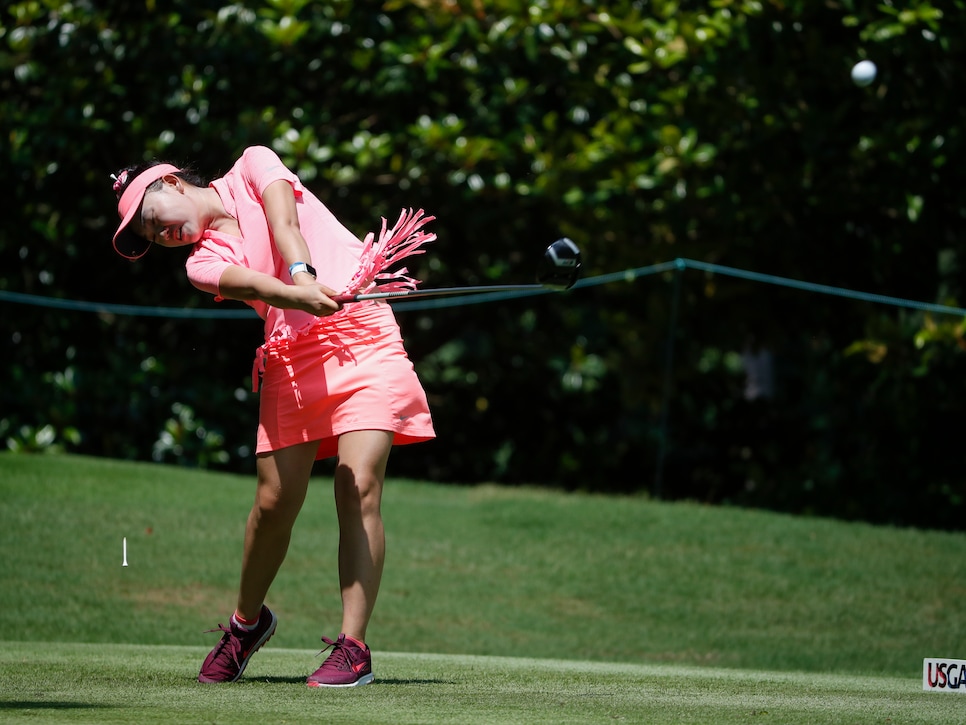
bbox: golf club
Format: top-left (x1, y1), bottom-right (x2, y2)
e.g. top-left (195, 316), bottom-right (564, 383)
top-left (332, 238), bottom-right (582, 304)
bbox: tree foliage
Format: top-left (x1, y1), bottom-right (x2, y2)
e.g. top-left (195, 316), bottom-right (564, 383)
top-left (2, 0), bottom-right (965, 529)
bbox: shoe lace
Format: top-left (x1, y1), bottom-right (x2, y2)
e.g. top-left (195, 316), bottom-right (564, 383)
top-left (317, 636), bottom-right (352, 671)
top-left (205, 624), bottom-right (241, 670)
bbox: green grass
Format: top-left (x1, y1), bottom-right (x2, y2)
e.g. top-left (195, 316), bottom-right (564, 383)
top-left (1, 453), bottom-right (965, 723)
top-left (0, 642), bottom-right (959, 725)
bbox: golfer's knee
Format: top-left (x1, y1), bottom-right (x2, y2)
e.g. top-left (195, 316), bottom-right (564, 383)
top-left (335, 467), bottom-right (382, 517)
top-left (254, 481), bottom-right (302, 523)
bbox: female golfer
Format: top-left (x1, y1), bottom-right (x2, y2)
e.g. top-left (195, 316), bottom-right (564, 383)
top-left (111, 145), bottom-right (436, 687)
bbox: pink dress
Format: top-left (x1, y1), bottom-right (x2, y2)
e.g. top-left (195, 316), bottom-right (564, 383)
top-left (184, 146), bottom-right (435, 460)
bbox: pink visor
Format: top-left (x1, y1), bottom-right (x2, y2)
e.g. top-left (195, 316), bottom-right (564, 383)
top-left (112, 164), bottom-right (181, 260)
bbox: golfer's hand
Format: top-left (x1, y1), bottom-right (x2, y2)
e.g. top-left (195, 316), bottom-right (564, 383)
top-left (289, 278), bottom-right (342, 316)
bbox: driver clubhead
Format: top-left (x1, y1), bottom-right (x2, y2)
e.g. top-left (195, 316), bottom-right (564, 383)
top-left (537, 238), bottom-right (582, 290)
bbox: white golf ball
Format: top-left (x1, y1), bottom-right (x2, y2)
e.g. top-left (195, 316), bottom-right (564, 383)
top-left (851, 60), bottom-right (877, 87)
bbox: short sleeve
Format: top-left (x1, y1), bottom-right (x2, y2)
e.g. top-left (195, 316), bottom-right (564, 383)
top-left (238, 146), bottom-right (304, 201)
top-left (185, 232), bottom-right (244, 299)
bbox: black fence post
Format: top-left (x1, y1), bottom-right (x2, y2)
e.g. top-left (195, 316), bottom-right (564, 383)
top-left (654, 258), bottom-right (685, 499)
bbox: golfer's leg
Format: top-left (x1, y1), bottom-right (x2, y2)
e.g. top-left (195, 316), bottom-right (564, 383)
top-left (334, 430), bottom-right (393, 643)
top-left (236, 440), bottom-right (318, 621)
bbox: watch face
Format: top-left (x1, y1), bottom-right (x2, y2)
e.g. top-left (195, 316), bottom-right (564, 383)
top-left (290, 262), bottom-right (316, 279)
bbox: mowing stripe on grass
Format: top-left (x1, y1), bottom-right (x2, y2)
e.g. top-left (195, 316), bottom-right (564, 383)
top-left (0, 642), bottom-right (961, 725)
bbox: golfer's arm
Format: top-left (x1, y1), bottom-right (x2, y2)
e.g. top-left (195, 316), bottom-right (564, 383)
top-left (217, 265), bottom-right (296, 307)
top-left (262, 179), bottom-right (314, 278)
top-left (217, 265), bottom-right (339, 316)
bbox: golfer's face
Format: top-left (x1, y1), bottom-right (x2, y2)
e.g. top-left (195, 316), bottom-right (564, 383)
top-left (136, 180), bottom-right (202, 249)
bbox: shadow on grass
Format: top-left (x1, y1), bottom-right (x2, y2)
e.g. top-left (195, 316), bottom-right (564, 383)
top-left (244, 677), bottom-right (456, 686)
top-left (0, 701), bottom-right (108, 710)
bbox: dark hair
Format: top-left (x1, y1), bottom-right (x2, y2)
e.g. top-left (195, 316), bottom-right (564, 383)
top-left (111, 160), bottom-right (207, 200)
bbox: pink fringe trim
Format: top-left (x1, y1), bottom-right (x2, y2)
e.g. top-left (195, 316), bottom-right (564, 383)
top-left (342, 208), bottom-right (437, 296)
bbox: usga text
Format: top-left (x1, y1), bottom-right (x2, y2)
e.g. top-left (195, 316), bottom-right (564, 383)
top-left (923, 658), bottom-right (966, 693)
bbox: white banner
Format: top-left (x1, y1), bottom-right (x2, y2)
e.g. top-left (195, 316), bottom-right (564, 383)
top-left (923, 658), bottom-right (966, 693)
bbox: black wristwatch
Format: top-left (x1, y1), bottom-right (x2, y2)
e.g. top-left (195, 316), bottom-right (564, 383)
top-left (289, 262), bottom-right (317, 279)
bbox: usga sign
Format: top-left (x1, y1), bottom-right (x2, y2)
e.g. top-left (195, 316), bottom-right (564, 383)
top-left (923, 658), bottom-right (966, 693)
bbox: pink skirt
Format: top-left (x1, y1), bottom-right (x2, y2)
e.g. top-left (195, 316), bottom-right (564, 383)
top-left (254, 302), bottom-right (435, 460)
